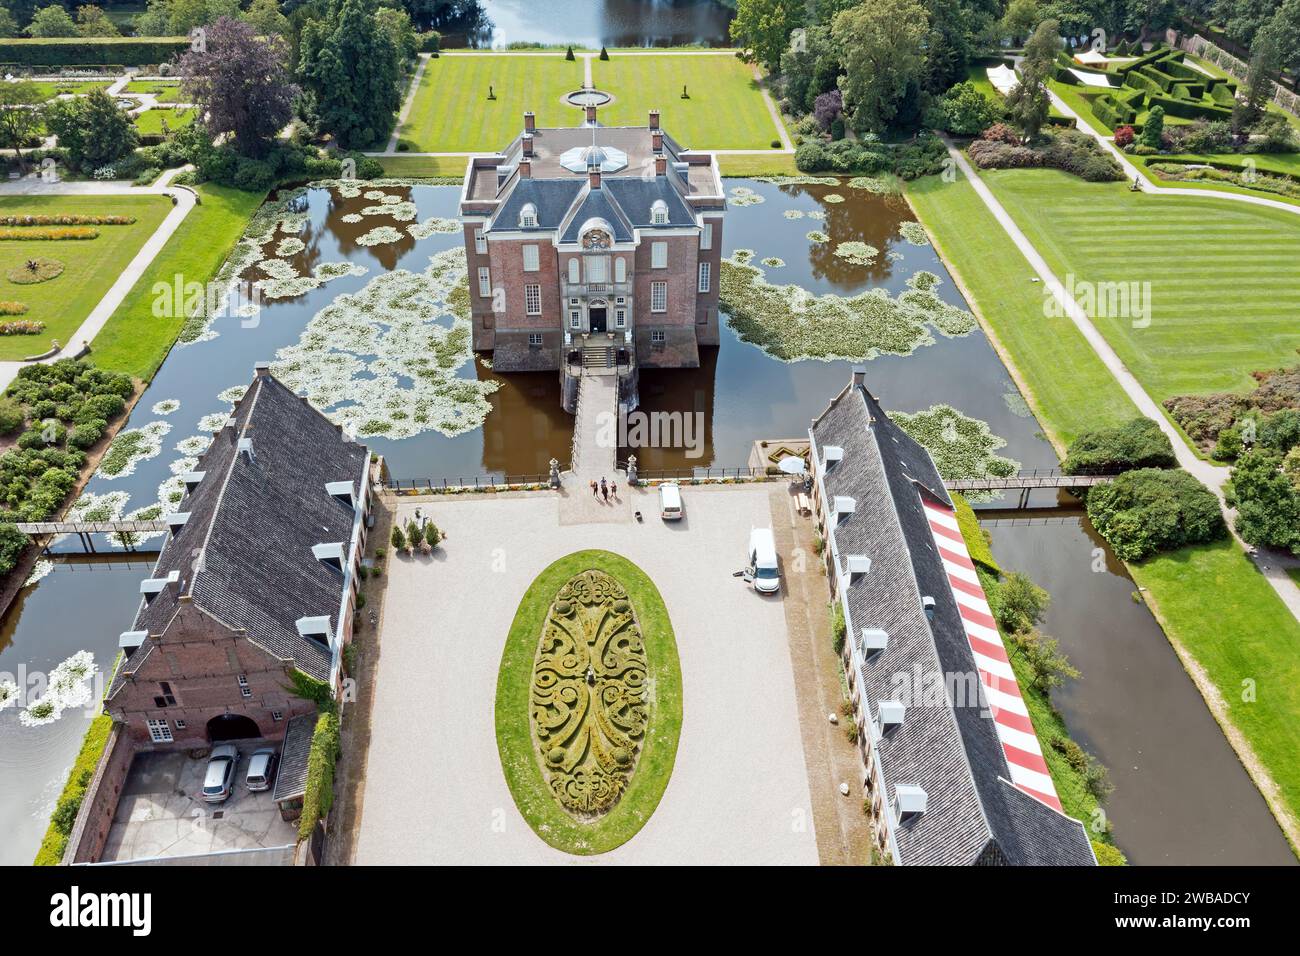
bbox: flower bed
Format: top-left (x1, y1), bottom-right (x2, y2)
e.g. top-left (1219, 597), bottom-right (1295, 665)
top-left (6, 258), bottom-right (64, 284)
top-left (0, 227), bottom-right (99, 241)
top-left (0, 215), bottom-right (134, 226)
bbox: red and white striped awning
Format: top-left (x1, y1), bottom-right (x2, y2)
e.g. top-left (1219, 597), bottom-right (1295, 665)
top-left (922, 498), bottom-right (1063, 812)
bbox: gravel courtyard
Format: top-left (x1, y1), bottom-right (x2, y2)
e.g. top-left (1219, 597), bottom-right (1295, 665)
top-left (353, 482), bottom-right (819, 865)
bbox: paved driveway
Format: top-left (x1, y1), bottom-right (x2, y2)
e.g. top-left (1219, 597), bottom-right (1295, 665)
top-left (354, 483), bottom-right (818, 864)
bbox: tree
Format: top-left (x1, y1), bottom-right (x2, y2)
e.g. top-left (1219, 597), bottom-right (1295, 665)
top-left (43, 89), bottom-right (138, 171)
top-left (375, 5), bottom-right (420, 66)
top-left (1233, 24), bottom-right (1281, 132)
top-left (242, 0), bottom-right (290, 36)
top-left (1009, 627), bottom-right (1079, 693)
top-left (832, 0), bottom-right (929, 134)
top-left (25, 3), bottom-right (77, 36)
top-left (730, 0), bottom-right (805, 73)
top-left (1085, 468), bottom-right (1227, 560)
top-left (924, 80), bottom-right (1002, 134)
top-left (389, 524), bottom-right (406, 552)
top-left (779, 22), bottom-right (840, 114)
top-left (177, 16), bottom-right (297, 158)
top-left (1227, 449), bottom-right (1300, 554)
top-left (0, 6), bottom-right (21, 36)
top-left (1140, 104), bottom-right (1164, 148)
top-left (423, 520), bottom-right (441, 550)
top-left (1005, 18), bottom-right (1058, 141)
top-left (1001, 0), bottom-right (1042, 44)
top-left (993, 571), bottom-right (1050, 634)
top-left (1063, 417), bottom-right (1176, 474)
top-left (135, 0), bottom-right (240, 37)
top-left (0, 81), bottom-right (45, 169)
top-left (298, 0), bottom-right (403, 150)
top-left (75, 4), bottom-right (120, 36)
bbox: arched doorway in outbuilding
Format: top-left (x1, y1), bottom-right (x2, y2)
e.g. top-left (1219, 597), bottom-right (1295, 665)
top-left (207, 713), bottom-right (261, 742)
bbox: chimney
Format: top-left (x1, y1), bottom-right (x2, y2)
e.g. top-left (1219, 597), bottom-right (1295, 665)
top-left (522, 132), bottom-right (534, 157)
top-left (585, 104), bottom-right (598, 125)
top-left (648, 108), bottom-right (660, 130)
top-left (519, 157), bottom-right (531, 179)
top-left (852, 365), bottom-right (866, 389)
top-left (654, 152), bottom-right (667, 176)
top-left (652, 129), bottom-right (663, 151)
top-left (588, 163), bottom-right (601, 189)
top-left (254, 361), bottom-right (271, 378)
top-left (523, 110), bottom-right (535, 133)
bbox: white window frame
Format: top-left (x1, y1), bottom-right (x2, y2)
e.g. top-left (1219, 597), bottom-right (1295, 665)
top-left (651, 330), bottom-right (666, 344)
top-left (570, 310), bottom-right (581, 329)
top-left (477, 267), bottom-right (491, 298)
top-left (147, 718), bottom-right (173, 743)
top-left (522, 244), bottom-right (539, 272)
top-left (698, 261), bottom-right (711, 293)
top-left (615, 308), bottom-right (626, 328)
top-left (238, 673), bottom-right (252, 699)
top-left (524, 284), bottom-right (541, 315)
top-left (651, 200), bottom-right (668, 225)
top-left (701, 222), bottom-right (713, 250)
top-left (651, 242), bottom-right (667, 269)
top-left (651, 281), bottom-right (667, 313)
top-left (614, 257), bottom-right (626, 283)
top-left (568, 258), bottom-right (580, 284)
top-left (474, 229), bottom-right (486, 254)
top-left (174, 718), bottom-right (187, 730)
top-left (528, 332), bottom-right (543, 346)
top-left (586, 255), bottom-right (608, 283)
top-left (519, 203), bottom-right (538, 228)
top-left (272, 711), bottom-right (283, 722)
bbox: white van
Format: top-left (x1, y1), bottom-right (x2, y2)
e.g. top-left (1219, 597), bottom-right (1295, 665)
top-left (659, 482), bottom-right (683, 520)
top-left (747, 527), bottom-right (780, 594)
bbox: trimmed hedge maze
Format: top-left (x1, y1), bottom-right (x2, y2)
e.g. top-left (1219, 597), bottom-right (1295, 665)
top-left (1056, 45), bottom-right (1236, 132)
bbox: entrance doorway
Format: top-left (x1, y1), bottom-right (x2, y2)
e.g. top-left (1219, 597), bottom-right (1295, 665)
top-left (589, 307), bottom-right (607, 333)
top-left (207, 713), bottom-right (261, 742)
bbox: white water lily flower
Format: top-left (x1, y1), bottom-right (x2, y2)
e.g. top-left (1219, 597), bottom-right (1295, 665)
top-left (0, 679), bottom-right (18, 712)
top-left (151, 399), bottom-right (180, 416)
top-left (356, 226), bottom-right (404, 247)
top-left (19, 697), bottom-right (62, 727)
top-left (24, 559), bottom-right (53, 586)
top-left (99, 421), bottom-right (170, 480)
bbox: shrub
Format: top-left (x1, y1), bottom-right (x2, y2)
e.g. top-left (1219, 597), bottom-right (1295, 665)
top-left (0, 37), bottom-right (188, 66)
top-left (298, 711), bottom-right (341, 840)
top-left (1063, 417), bottom-right (1177, 474)
top-left (813, 89), bottom-right (843, 131)
top-left (390, 525), bottom-right (405, 551)
top-left (1085, 468), bottom-right (1227, 560)
top-left (1114, 125), bottom-right (1135, 147)
top-left (0, 523), bottom-right (29, 576)
top-left (1139, 105), bottom-right (1165, 150)
top-left (1226, 450), bottom-right (1300, 554)
top-left (68, 419), bottom-right (106, 450)
top-left (1257, 409), bottom-right (1300, 454)
top-left (0, 398), bottom-right (23, 435)
top-left (1008, 627), bottom-right (1079, 692)
top-left (991, 571), bottom-right (1048, 634)
top-left (830, 601), bottom-right (846, 654)
top-left (423, 521), bottom-right (441, 550)
top-left (925, 81), bottom-right (1002, 135)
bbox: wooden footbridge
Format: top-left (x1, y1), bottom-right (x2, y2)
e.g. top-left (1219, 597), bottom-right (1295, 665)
top-left (14, 519), bottom-right (169, 553)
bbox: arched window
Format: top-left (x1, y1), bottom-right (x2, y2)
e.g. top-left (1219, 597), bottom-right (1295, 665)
top-left (519, 202), bottom-right (538, 229)
top-left (650, 200), bottom-right (668, 225)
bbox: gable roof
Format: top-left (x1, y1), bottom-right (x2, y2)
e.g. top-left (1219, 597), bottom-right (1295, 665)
top-left (109, 371), bottom-right (367, 694)
top-left (811, 379), bottom-right (1095, 866)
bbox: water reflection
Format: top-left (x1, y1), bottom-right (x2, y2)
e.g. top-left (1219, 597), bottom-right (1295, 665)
top-left (451, 0), bottom-right (735, 49)
top-left (982, 510), bottom-right (1296, 865)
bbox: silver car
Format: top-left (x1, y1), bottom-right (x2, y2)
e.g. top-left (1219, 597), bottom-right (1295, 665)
top-left (245, 747), bottom-right (279, 793)
top-left (202, 744), bottom-right (239, 803)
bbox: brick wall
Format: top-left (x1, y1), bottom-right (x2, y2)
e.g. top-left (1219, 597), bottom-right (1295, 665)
top-left (488, 237), bottom-right (562, 331)
top-left (65, 724), bottom-right (133, 864)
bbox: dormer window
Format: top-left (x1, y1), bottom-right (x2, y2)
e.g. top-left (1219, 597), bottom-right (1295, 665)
top-left (845, 555), bottom-right (871, 577)
top-left (650, 200), bottom-right (668, 225)
top-left (895, 784), bottom-right (928, 824)
top-left (860, 628), bottom-right (889, 656)
top-left (163, 512), bottom-right (189, 537)
top-left (325, 480), bottom-right (355, 509)
top-left (519, 202), bottom-right (538, 229)
top-left (823, 445), bottom-right (844, 466)
top-left (877, 699), bottom-right (905, 735)
top-left (296, 615), bottom-right (333, 649)
top-left (312, 542), bottom-right (346, 572)
top-left (140, 570), bottom-right (180, 604)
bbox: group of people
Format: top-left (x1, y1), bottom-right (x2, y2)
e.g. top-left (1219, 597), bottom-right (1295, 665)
top-left (590, 476), bottom-right (618, 503)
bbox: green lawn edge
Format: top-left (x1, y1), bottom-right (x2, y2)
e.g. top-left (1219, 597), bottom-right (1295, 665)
top-left (494, 549), bottom-right (682, 855)
top-left (88, 183), bottom-right (266, 380)
top-left (33, 713), bottom-right (113, 865)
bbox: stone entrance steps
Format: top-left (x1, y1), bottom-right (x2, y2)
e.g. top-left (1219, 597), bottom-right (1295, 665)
top-left (582, 344), bottom-right (614, 369)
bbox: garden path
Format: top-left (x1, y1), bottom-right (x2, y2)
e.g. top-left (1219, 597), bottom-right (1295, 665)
top-left (0, 166), bottom-right (196, 391)
top-left (939, 135), bottom-right (1300, 622)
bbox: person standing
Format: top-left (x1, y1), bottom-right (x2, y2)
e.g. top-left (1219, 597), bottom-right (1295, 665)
top-left (590, 479), bottom-right (598, 497)
top-left (600, 477), bottom-right (609, 502)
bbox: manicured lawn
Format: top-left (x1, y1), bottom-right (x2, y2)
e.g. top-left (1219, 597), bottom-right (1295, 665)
top-left (495, 549), bottom-right (681, 855)
top-left (1132, 541), bottom-right (1300, 848)
top-left (394, 54), bottom-right (582, 152)
top-left (90, 184), bottom-right (265, 380)
top-left (29, 80), bottom-right (113, 100)
top-left (981, 168), bottom-right (1300, 404)
top-left (905, 172), bottom-right (1137, 447)
top-left (719, 153), bottom-right (798, 177)
top-left (594, 54), bottom-right (782, 149)
top-left (123, 80), bottom-right (185, 103)
top-left (0, 194), bottom-right (170, 361)
top-left (374, 155), bottom-right (468, 178)
top-left (132, 107), bottom-right (196, 135)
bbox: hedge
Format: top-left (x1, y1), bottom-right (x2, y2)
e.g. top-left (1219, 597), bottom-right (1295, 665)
top-left (1084, 468), bottom-right (1227, 561)
top-left (0, 38), bottom-right (189, 67)
top-left (1062, 417), bottom-right (1177, 475)
top-left (34, 714), bottom-right (114, 865)
top-left (297, 711), bottom-right (340, 840)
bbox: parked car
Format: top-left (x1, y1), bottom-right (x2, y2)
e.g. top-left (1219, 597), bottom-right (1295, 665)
top-left (746, 527), bottom-right (781, 594)
top-left (202, 744), bottom-right (239, 803)
top-left (659, 482), bottom-right (683, 520)
top-left (245, 747), bottom-right (279, 793)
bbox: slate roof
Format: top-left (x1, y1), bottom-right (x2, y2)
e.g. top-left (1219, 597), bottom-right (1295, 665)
top-left (271, 712), bottom-right (316, 802)
top-left (493, 178), bottom-right (585, 233)
top-left (559, 188), bottom-right (634, 243)
top-left (603, 177), bottom-right (695, 228)
top-left (109, 372), bottom-right (368, 694)
top-left (810, 379), bottom-right (1095, 866)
